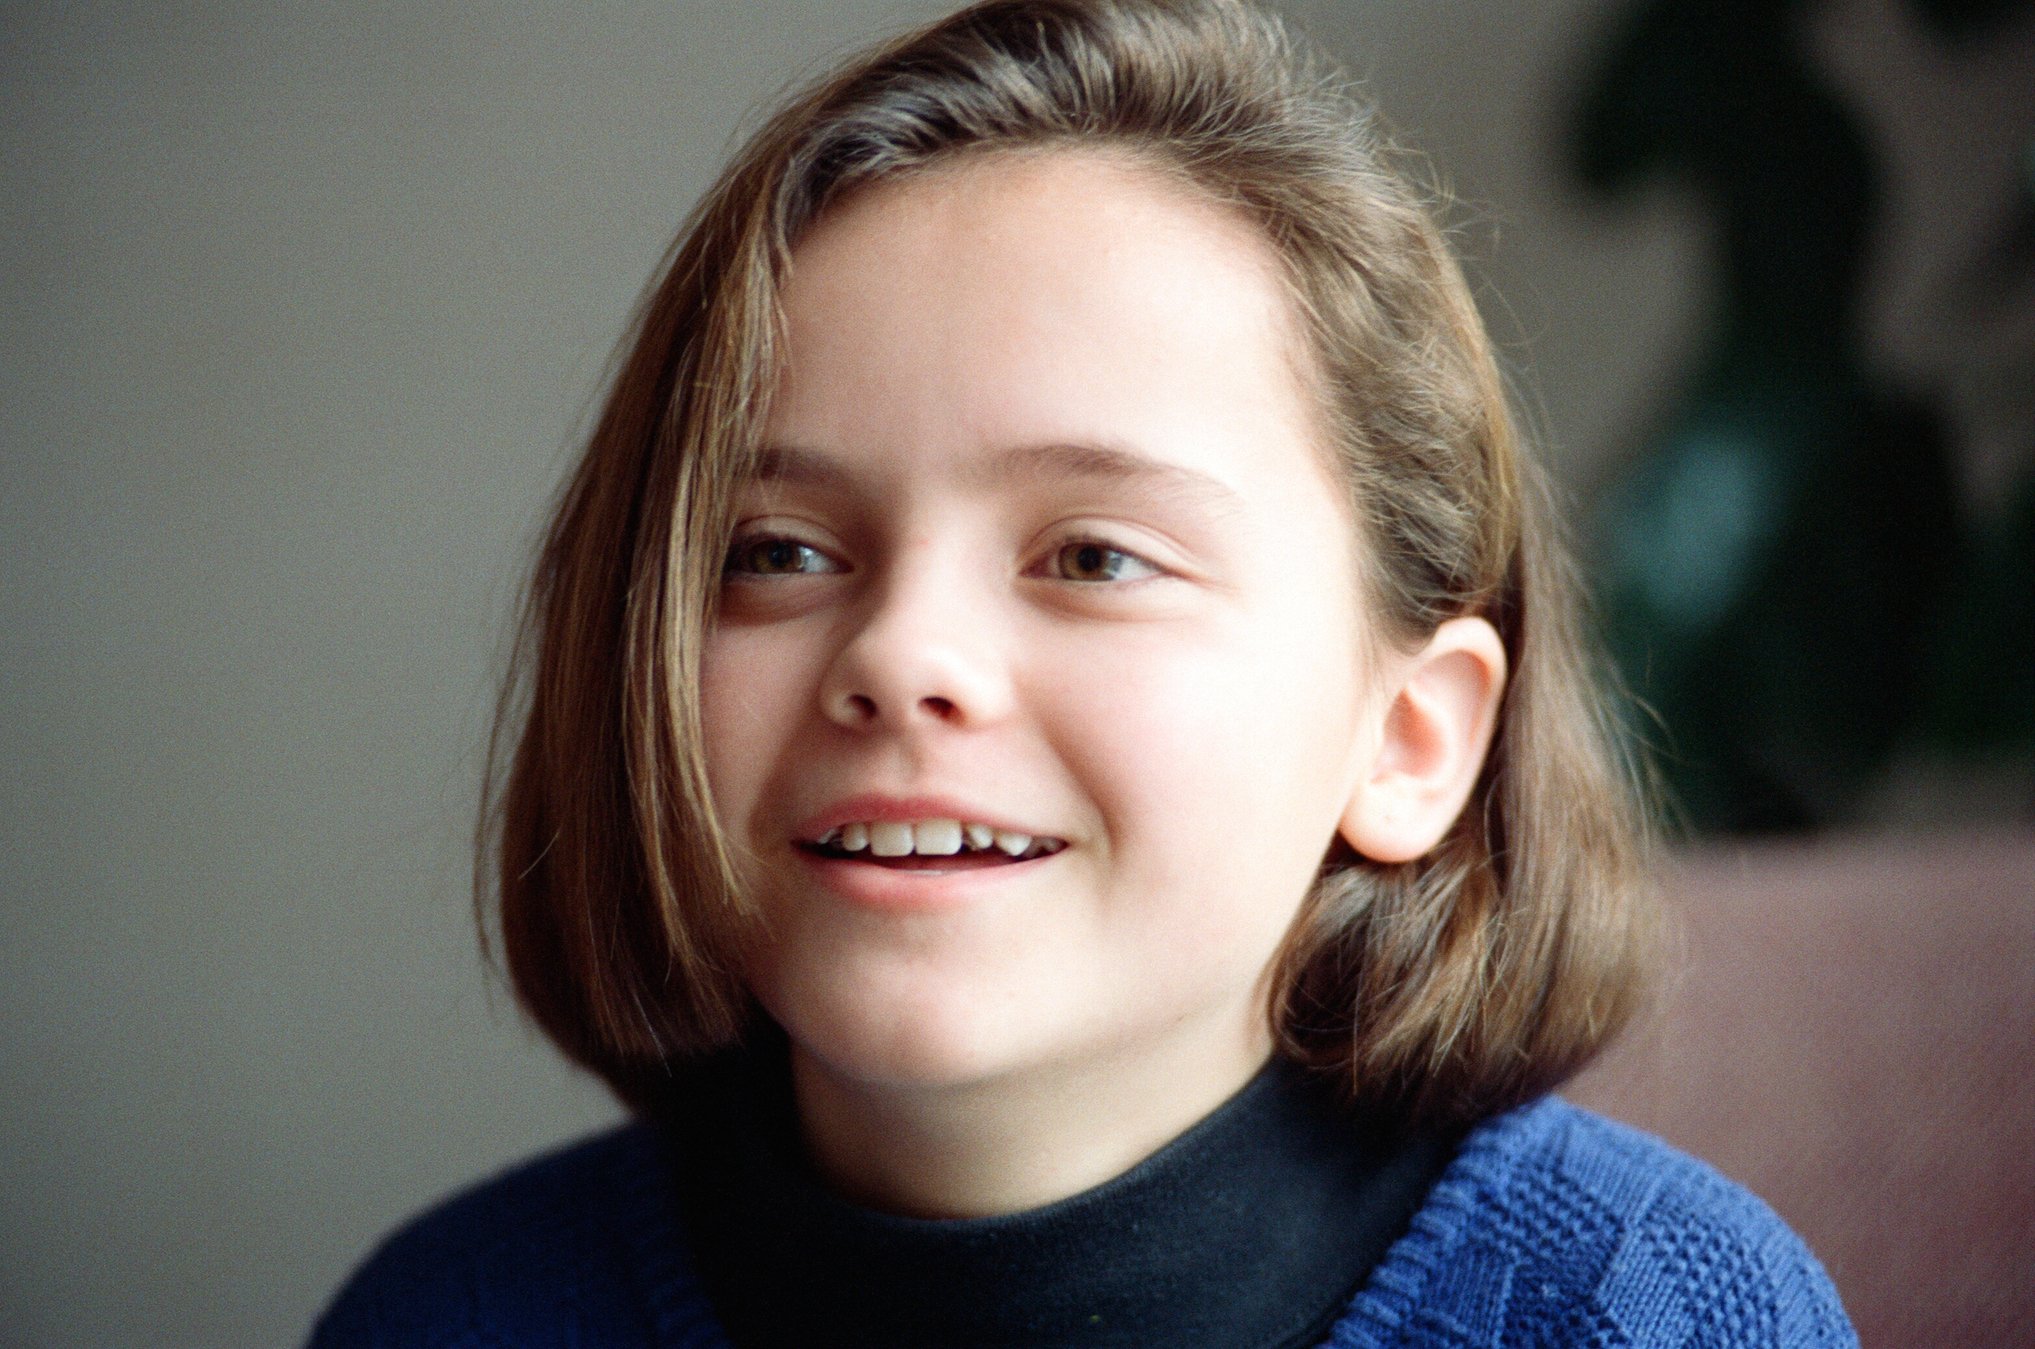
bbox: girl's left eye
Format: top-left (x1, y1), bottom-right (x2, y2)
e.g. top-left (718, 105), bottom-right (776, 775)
top-left (723, 535), bottom-right (839, 578)
top-left (1043, 539), bottom-right (1162, 583)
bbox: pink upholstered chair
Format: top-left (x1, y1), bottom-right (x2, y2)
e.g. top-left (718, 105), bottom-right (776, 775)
top-left (1567, 833), bottom-right (2035, 1348)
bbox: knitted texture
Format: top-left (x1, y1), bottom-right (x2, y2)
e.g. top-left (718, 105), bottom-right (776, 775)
top-left (1322, 1100), bottom-right (1857, 1348)
top-left (308, 1125), bottom-right (732, 1349)
top-left (308, 1098), bottom-right (1855, 1348)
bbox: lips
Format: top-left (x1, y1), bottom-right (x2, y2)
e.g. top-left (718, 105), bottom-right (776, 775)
top-left (803, 846), bottom-right (1038, 873)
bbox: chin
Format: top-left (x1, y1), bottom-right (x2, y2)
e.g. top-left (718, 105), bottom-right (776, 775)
top-left (762, 971), bottom-right (1057, 1095)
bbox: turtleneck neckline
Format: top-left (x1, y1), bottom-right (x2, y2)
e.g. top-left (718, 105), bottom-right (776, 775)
top-left (662, 1040), bottom-right (1455, 1349)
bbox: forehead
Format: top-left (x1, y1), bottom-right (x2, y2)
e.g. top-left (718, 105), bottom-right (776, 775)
top-left (764, 149), bottom-right (1338, 505)
top-left (797, 146), bottom-right (1281, 304)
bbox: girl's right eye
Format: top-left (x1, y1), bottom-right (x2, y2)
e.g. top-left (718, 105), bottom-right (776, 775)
top-left (722, 535), bottom-right (841, 578)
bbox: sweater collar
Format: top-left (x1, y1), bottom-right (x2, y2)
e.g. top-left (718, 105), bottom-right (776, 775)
top-left (661, 1039), bottom-right (1452, 1349)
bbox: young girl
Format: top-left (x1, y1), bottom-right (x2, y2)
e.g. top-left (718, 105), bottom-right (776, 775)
top-left (314, 1), bottom-right (1855, 1344)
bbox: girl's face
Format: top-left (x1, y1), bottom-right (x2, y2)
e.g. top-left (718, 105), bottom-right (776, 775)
top-left (700, 150), bottom-right (1382, 1110)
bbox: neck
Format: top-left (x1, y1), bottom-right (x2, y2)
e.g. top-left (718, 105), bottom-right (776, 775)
top-left (791, 1018), bottom-right (1274, 1219)
top-left (666, 1033), bottom-right (1460, 1349)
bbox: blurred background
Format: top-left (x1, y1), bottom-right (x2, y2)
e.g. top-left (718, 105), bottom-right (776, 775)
top-left (3, 0), bottom-right (2029, 1344)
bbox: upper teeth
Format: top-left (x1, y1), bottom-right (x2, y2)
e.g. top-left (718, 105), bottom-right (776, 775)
top-left (812, 819), bottom-right (1061, 859)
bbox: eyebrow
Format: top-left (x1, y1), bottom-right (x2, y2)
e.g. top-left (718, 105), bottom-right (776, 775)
top-left (748, 441), bottom-right (1246, 513)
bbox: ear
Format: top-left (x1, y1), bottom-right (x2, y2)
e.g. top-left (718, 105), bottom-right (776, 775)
top-left (1339, 616), bottom-right (1508, 864)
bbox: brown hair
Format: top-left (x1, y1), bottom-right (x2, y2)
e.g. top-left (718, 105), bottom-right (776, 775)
top-left (485, 0), bottom-right (1656, 1127)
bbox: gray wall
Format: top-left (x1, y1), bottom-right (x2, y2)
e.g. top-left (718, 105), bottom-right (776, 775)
top-left (2, 2), bottom-right (1705, 1344)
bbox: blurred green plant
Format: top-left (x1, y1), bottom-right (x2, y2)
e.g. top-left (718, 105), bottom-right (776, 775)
top-left (1572, 0), bottom-right (2033, 831)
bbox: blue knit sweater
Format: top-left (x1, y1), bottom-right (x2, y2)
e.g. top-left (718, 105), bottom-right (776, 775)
top-left (310, 1097), bottom-right (1856, 1347)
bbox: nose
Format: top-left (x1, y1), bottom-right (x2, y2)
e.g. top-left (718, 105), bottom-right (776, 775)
top-left (820, 564), bottom-right (1014, 732)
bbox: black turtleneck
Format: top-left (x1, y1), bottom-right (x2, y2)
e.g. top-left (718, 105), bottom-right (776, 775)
top-left (660, 1040), bottom-right (1456, 1349)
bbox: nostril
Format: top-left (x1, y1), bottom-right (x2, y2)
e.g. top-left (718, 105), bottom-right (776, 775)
top-left (828, 689), bottom-right (972, 726)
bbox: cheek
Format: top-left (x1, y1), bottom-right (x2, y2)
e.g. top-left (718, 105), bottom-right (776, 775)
top-left (697, 629), bottom-right (800, 825)
top-left (1057, 609), bottom-right (1363, 916)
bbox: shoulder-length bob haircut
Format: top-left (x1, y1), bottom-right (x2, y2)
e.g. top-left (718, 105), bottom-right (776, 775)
top-left (487, 0), bottom-right (1656, 1129)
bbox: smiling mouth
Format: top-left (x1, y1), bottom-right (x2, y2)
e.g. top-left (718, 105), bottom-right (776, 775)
top-left (795, 826), bottom-right (1067, 872)
top-left (796, 844), bottom-right (1049, 872)
top-left (797, 820), bottom-right (1068, 868)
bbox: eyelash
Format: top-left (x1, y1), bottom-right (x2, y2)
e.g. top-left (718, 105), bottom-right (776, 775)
top-left (719, 533), bottom-right (1164, 584)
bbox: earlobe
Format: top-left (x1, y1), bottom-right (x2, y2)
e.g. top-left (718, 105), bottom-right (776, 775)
top-left (1339, 616), bottom-right (1508, 865)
